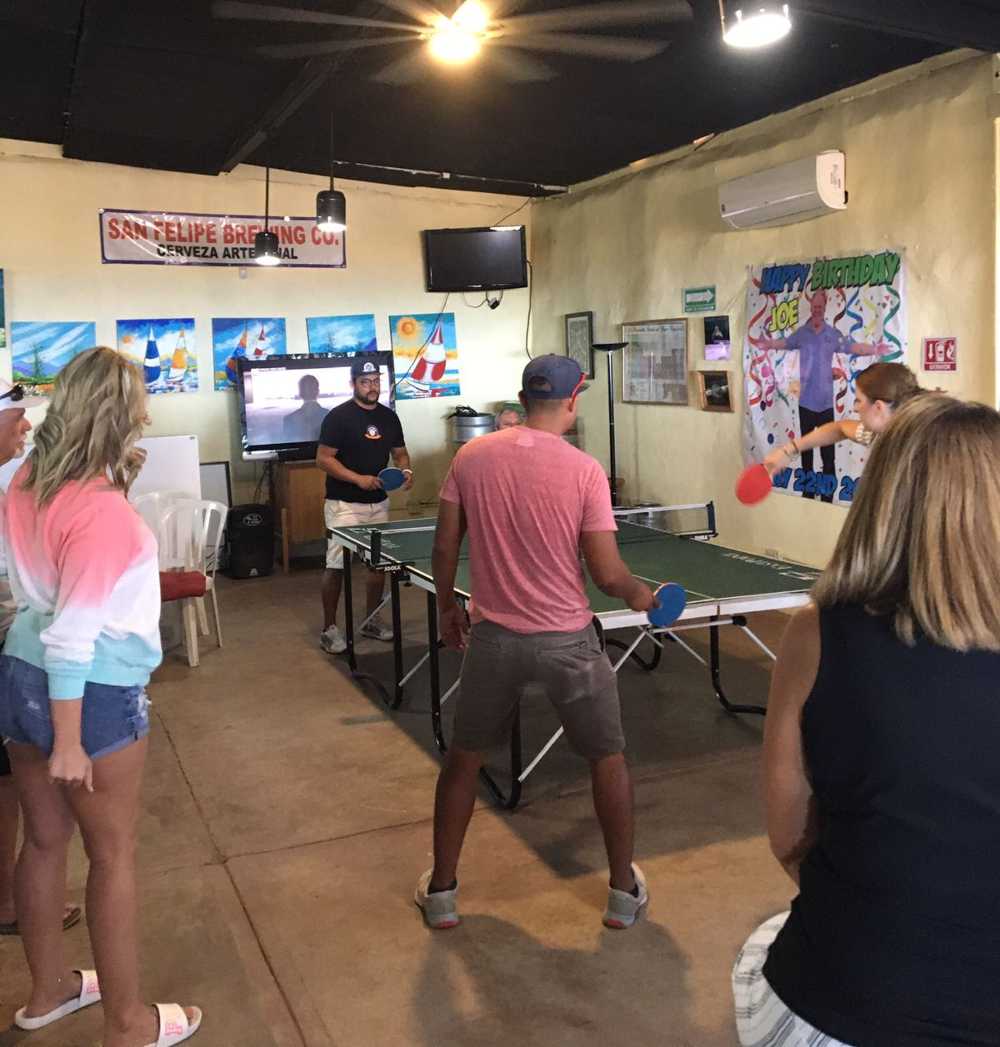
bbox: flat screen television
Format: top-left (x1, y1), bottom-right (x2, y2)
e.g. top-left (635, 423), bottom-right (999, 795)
top-left (423, 225), bottom-right (528, 292)
top-left (237, 352), bottom-right (395, 460)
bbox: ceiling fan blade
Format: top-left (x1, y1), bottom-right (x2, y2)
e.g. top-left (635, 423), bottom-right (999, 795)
top-left (374, 0), bottom-right (444, 27)
top-left (504, 33), bottom-right (670, 61)
top-left (498, 0), bottom-right (692, 35)
top-left (258, 34), bottom-right (417, 59)
top-left (211, 1), bottom-right (421, 32)
top-left (480, 44), bottom-right (556, 81)
top-left (373, 49), bottom-right (432, 85)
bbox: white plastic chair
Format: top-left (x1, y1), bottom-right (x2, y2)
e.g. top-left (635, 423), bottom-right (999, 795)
top-left (132, 490), bottom-right (191, 547)
top-left (159, 499), bottom-right (227, 667)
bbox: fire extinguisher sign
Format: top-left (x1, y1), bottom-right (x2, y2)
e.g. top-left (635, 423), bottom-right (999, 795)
top-left (922, 336), bottom-right (957, 373)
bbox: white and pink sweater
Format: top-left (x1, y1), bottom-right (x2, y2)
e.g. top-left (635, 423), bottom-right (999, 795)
top-left (2, 466), bottom-right (162, 700)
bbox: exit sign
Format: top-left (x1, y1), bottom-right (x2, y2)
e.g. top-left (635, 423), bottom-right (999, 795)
top-left (684, 286), bottom-right (716, 313)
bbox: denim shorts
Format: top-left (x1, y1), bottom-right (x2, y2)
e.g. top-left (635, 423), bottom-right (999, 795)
top-left (0, 655), bottom-right (151, 760)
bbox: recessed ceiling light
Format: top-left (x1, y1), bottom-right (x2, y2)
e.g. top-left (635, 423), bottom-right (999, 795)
top-left (721, 2), bottom-right (792, 49)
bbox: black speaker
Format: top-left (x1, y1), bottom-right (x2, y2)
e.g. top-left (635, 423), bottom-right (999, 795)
top-left (226, 504), bottom-right (274, 579)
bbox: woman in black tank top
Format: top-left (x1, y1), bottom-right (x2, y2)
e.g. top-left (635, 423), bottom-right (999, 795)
top-left (734, 394), bottom-right (1000, 1047)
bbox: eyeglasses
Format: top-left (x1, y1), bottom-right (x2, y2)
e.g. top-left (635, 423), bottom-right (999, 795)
top-left (0, 384), bottom-right (26, 403)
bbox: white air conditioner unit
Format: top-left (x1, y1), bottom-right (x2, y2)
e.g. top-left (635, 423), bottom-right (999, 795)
top-left (719, 151), bottom-right (846, 230)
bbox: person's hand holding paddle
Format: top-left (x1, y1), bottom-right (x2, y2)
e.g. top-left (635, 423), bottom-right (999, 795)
top-left (736, 462), bottom-right (774, 506)
top-left (353, 472), bottom-right (383, 492)
top-left (625, 579), bottom-right (657, 614)
top-left (439, 599), bottom-right (470, 650)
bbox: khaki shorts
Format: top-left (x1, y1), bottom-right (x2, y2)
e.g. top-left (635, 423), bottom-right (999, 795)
top-left (324, 498), bottom-right (389, 569)
top-left (452, 620), bottom-right (625, 760)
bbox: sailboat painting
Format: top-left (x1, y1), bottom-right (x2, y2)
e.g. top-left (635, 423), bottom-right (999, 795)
top-left (11, 321), bottom-right (97, 394)
top-left (212, 318), bottom-right (287, 391)
top-left (117, 318), bottom-right (198, 394)
top-left (390, 313), bottom-right (461, 400)
top-left (305, 314), bottom-right (377, 356)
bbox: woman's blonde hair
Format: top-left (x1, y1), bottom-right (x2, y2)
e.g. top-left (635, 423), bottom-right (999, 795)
top-left (24, 347), bottom-right (147, 504)
top-left (855, 361), bottom-right (920, 406)
top-left (813, 393), bottom-right (1000, 651)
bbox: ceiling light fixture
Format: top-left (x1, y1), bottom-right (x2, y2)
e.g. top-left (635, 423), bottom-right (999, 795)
top-left (316, 111), bottom-right (347, 234)
top-left (254, 165), bottom-right (281, 267)
top-left (720, 2), bottom-right (792, 49)
top-left (452, 0), bottom-right (490, 35)
top-left (428, 2), bottom-right (489, 65)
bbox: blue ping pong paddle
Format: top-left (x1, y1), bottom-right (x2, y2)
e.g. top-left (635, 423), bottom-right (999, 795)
top-left (647, 583), bottom-right (687, 628)
top-left (378, 467), bottom-right (406, 492)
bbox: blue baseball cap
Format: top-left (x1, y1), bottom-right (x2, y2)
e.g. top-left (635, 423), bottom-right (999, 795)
top-left (350, 354), bottom-right (381, 380)
top-left (521, 355), bottom-right (588, 400)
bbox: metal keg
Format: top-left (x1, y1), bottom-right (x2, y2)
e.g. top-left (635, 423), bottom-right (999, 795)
top-left (449, 408), bottom-right (495, 444)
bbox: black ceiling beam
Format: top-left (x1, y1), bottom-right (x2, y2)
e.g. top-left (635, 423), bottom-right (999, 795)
top-left (799, 0), bottom-right (1000, 53)
top-left (219, 56), bottom-right (334, 173)
top-left (59, 0), bottom-right (91, 149)
top-left (218, 0), bottom-right (394, 174)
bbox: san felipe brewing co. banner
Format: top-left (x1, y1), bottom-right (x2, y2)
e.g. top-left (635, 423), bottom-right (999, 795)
top-left (100, 209), bottom-right (345, 268)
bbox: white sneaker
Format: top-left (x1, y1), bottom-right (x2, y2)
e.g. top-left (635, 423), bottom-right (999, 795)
top-left (414, 869), bottom-right (460, 929)
top-left (603, 863), bottom-right (648, 929)
top-left (360, 616), bottom-right (394, 642)
top-left (320, 625), bottom-right (347, 654)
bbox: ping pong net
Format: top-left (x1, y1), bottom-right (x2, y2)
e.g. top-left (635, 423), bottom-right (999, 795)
top-left (612, 503), bottom-right (716, 547)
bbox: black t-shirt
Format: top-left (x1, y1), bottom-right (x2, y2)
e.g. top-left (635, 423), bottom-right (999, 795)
top-left (318, 399), bottom-right (405, 504)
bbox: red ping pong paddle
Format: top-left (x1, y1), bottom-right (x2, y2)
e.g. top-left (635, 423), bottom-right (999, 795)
top-left (736, 463), bottom-right (773, 506)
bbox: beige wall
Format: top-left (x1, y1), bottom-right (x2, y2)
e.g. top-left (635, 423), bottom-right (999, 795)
top-left (0, 140), bottom-right (531, 506)
top-left (530, 53), bottom-right (998, 567)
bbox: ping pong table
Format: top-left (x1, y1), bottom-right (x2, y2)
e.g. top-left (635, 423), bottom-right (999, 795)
top-left (332, 504), bottom-right (820, 808)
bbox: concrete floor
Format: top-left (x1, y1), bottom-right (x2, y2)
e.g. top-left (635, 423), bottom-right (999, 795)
top-left (0, 566), bottom-right (795, 1047)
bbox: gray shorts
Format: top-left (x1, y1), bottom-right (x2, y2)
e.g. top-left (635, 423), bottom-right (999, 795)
top-left (452, 619), bottom-right (625, 760)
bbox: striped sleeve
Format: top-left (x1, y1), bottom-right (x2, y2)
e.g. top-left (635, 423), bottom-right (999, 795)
top-left (41, 500), bottom-right (145, 700)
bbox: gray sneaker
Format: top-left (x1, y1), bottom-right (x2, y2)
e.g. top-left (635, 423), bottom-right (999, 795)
top-left (603, 864), bottom-right (648, 929)
top-left (360, 616), bottom-right (394, 642)
top-left (319, 625), bottom-right (347, 655)
top-left (414, 869), bottom-right (460, 929)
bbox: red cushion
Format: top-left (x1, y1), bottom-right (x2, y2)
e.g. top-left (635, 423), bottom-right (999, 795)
top-left (159, 570), bottom-right (207, 601)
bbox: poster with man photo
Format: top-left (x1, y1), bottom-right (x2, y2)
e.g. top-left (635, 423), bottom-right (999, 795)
top-left (703, 315), bottom-right (730, 361)
top-left (743, 250), bottom-right (906, 506)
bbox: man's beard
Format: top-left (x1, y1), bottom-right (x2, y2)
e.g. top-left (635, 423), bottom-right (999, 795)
top-left (356, 390), bottom-right (379, 405)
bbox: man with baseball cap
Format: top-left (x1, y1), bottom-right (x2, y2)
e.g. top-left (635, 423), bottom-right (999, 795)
top-left (316, 356), bottom-right (412, 654)
top-left (415, 354), bottom-right (656, 930)
top-left (0, 380), bottom-right (81, 935)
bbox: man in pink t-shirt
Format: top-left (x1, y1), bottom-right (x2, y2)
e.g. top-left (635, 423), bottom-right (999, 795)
top-left (415, 355), bottom-right (656, 931)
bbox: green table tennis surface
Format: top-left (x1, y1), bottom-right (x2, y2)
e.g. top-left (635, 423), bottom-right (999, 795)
top-left (334, 518), bottom-right (819, 613)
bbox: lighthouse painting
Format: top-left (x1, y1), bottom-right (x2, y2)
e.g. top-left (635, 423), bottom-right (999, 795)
top-left (212, 317), bottom-right (287, 390)
top-left (116, 318), bottom-right (198, 394)
top-left (390, 313), bottom-right (461, 400)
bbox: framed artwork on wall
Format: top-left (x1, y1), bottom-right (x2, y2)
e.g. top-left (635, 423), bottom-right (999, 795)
top-left (564, 311), bottom-right (595, 378)
top-left (621, 318), bottom-right (688, 405)
top-left (697, 370), bottom-right (733, 412)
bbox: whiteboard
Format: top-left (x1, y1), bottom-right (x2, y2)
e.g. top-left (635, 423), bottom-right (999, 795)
top-left (130, 435), bottom-right (202, 501)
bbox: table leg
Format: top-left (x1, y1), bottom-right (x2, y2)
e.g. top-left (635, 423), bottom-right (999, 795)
top-left (710, 615), bottom-right (766, 716)
top-left (342, 547), bottom-right (357, 673)
top-left (390, 572), bottom-right (404, 710)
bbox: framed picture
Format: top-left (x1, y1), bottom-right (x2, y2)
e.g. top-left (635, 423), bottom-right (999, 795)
top-left (697, 370), bottom-right (733, 412)
top-left (564, 311), bottom-right (595, 378)
top-left (621, 318), bottom-right (688, 405)
top-left (703, 315), bottom-right (731, 361)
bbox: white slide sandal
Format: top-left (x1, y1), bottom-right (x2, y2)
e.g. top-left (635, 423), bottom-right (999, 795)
top-left (145, 1002), bottom-right (203, 1047)
top-left (14, 968), bottom-right (101, 1029)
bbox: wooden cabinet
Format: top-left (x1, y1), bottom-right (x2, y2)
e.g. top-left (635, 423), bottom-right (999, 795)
top-left (273, 462), bottom-right (327, 572)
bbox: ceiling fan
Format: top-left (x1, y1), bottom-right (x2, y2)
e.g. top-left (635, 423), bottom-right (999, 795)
top-left (211, 0), bottom-right (694, 84)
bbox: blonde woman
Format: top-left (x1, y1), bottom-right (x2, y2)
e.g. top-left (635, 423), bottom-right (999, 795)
top-left (0, 349), bottom-right (201, 1046)
top-left (734, 394), bottom-right (1000, 1045)
top-left (763, 361), bottom-right (921, 475)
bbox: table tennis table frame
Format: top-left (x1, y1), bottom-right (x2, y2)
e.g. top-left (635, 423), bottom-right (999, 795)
top-left (333, 503), bottom-right (811, 810)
